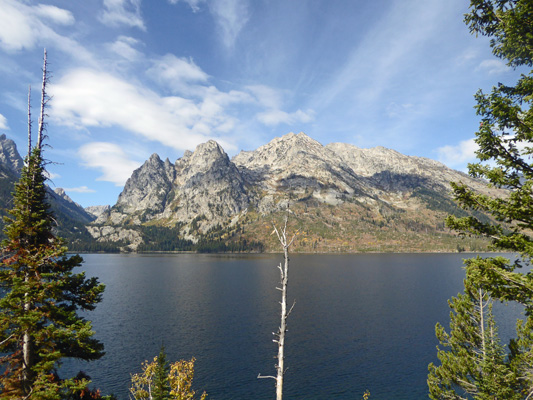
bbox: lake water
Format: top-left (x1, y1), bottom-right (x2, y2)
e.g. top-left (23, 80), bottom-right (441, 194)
top-left (61, 253), bottom-right (523, 400)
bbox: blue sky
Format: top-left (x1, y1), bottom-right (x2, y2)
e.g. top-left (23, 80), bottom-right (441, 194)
top-left (0, 0), bottom-right (526, 207)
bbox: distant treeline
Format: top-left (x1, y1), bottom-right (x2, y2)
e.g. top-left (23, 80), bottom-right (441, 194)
top-left (68, 224), bottom-right (264, 253)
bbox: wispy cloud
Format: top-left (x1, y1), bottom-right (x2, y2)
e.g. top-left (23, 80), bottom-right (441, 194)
top-left (209, 0), bottom-right (250, 49)
top-left (476, 59), bottom-right (509, 75)
top-left (257, 109), bottom-right (314, 126)
top-left (147, 54), bottom-right (209, 94)
top-left (168, 0), bottom-right (204, 12)
top-left (246, 85), bottom-right (314, 126)
top-left (0, 113), bottom-right (8, 130)
top-left (168, 0), bottom-right (249, 48)
top-left (99, 0), bottom-right (145, 30)
top-left (78, 142), bottom-right (141, 186)
top-left (64, 186), bottom-right (97, 193)
top-left (316, 1), bottom-right (453, 111)
top-left (437, 138), bottom-right (478, 169)
top-left (107, 36), bottom-right (142, 61)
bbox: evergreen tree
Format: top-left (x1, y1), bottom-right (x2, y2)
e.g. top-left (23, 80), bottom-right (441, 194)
top-left (152, 346), bottom-right (171, 400)
top-left (430, 1), bottom-right (533, 398)
top-left (428, 275), bottom-right (520, 399)
top-left (0, 50), bottom-right (105, 399)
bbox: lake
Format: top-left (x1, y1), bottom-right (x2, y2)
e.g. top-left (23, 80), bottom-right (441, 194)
top-left (61, 253), bottom-right (522, 399)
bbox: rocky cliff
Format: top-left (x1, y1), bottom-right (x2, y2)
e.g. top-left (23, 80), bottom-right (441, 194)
top-left (0, 134), bottom-right (23, 176)
top-left (90, 132), bottom-right (498, 252)
top-left (0, 135), bottom-right (95, 242)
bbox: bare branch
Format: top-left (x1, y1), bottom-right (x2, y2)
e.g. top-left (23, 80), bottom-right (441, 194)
top-left (257, 374), bottom-right (276, 380)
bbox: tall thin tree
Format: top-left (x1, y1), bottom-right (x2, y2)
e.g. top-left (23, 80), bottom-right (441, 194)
top-left (0, 49), bottom-right (105, 399)
top-left (258, 207), bottom-right (297, 400)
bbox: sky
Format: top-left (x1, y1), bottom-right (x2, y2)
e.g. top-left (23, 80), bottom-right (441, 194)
top-left (0, 0), bottom-right (527, 208)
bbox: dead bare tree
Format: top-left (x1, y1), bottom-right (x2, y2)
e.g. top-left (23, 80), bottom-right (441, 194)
top-left (36, 48), bottom-right (49, 151)
top-left (258, 208), bottom-right (297, 400)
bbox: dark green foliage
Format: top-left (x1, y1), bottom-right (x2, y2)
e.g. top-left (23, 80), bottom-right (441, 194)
top-left (153, 347), bottom-right (171, 400)
top-left (136, 225), bottom-right (195, 252)
top-left (136, 224), bottom-right (264, 253)
top-left (0, 146), bottom-right (106, 399)
top-left (429, 1), bottom-right (533, 398)
top-left (428, 273), bottom-right (521, 400)
top-left (0, 55), bottom-right (106, 398)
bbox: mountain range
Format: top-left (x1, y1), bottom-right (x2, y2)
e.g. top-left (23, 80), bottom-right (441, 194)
top-left (0, 132), bottom-right (496, 252)
top-left (85, 132), bottom-right (494, 252)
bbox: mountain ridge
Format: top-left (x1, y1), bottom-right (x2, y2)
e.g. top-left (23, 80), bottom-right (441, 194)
top-left (89, 132), bottom-right (496, 252)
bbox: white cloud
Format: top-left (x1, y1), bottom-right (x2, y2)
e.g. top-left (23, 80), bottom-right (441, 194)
top-left (78, 142), bottom-right (141, 186)
top-left (437, 138), bottom-right (478, 168)
top-left (107, 36), bottom-right (141, 61)
top-left (0, 113), bottom-right (8, 130)
top-left (0, 0), bottom-right (93, 63)
top-left (49, 68), bottom-right (245, 152)
top-left (100, 0), bottom-right (145, 30)
top-left (209, 0), bottom-right (250, 48)
top-left (33, 4), bottom-right (75, 25)
top-left (477, 59), bottom-right (509, 75)
top-left (257, 108), bottom-right (314, 126)
top-left (64, 186), bottom-right (96, 193)
top-left (148, 54), bottom-right (209, 94)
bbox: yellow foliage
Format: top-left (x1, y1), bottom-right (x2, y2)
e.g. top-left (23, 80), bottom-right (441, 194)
top-left (130, 356), bottom-right (207, 400)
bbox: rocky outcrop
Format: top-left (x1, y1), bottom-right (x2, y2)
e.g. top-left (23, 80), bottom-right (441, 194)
top-left (0, 134), bottom-right (23, 176)
top-left (85, 205), bottom-right (111, 219)
top-left (96, 140), bottom-right (249, 233)
top-left (86, 225), bottom-right (143, 251)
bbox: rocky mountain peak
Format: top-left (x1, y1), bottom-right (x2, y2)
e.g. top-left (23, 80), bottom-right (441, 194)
top-left (147, 153), bottom-right (162, 165)
top-left (0, 134), bottom-right (24, 175)
top-left (232, 131), bottom-right (326, 171)
top-left (185, 139), bottom-right (231, 175)
top-left (54, 188), bottom-right (71, 202)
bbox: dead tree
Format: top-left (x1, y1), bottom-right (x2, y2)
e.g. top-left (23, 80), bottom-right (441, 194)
top-left (258, 209), bottom-right (297, 400)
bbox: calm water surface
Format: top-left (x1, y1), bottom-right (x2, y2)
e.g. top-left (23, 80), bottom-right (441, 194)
top-left (61, 253), bottom-right (522, 399)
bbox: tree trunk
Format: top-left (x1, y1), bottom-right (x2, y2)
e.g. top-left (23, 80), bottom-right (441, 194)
top-left (276, 245), bottom-right (289, 400)
top-left (22, 276), bottom-right (32, 396)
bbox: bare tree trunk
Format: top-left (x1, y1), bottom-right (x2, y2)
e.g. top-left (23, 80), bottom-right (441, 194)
top-left (22, 284), bottom-right (32, 396)
top-left (37, 49), bottom-right (48, 151)
top-left (27, 86), bottom-right (32, 157)
top-left (259, 209), bottom-right (297, 400)
top-left (275, 244), bottom-right (290, 400)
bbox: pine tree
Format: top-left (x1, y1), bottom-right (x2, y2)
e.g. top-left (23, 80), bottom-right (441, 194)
top-left (152, 346), bottom-right (171, 400)
top-left (0, 50), bottom-right (105, 399)
top-left (428, 275), bottom-right (520, 400)
top-left (430, 1), bottom-right (533, 398)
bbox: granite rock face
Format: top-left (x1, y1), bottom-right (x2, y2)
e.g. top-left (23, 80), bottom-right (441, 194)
top-left (0, 134), bottom-right (24, 176)
top-left (96, 140), bottom-right (249, 235)
top-left (90, 132), bottom-right (497, 249)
